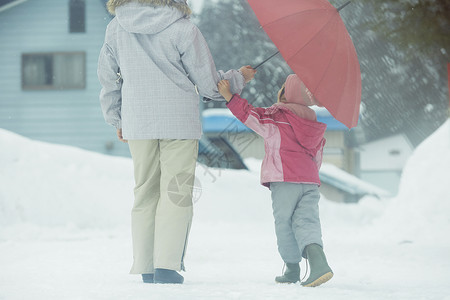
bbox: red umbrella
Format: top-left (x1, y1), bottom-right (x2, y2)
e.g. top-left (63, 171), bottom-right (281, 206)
top-left (248, 0), bottom-right (362, 129)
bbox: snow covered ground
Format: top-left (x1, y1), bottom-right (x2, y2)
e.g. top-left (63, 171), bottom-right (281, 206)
top-left (0, 120), bottom-right (449, 300)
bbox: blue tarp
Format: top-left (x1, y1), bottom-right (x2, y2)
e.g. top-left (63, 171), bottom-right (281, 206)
top-left (202, 111), bottom-right (348, 133)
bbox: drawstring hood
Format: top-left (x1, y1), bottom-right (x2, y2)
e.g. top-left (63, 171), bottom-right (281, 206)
top-left (106, 0), bottom-right (191, 34)
top-left (284, 74), bottom-right (321, 107)
top-left (277, 74), bottom-right (321, 122)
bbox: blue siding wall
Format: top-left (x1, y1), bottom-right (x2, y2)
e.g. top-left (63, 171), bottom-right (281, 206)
top-left (0, 0), bottom-right (130, 157)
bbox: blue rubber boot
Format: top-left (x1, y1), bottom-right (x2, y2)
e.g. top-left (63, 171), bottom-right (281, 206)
top-left (301, 244), bottom-right (333, 287)
top-left (275, 263), bottom-right (300, 284)
top-left (141, 273), bottom-right (154, 283)
top-left (154, 268), bottom-right (184, 284)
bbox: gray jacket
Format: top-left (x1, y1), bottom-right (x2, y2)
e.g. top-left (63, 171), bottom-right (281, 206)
top-left (98, 1), bottom-right (245, 139)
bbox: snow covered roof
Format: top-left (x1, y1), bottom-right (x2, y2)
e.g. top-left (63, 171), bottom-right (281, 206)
top-left (320, 163), bottom-right (391, 197)
top-left (0, 0), bottom-right (27, 13)
top-left (202, 107), bottom-right (349, 133)
top-left (202, 109), bottom-right (252, 133)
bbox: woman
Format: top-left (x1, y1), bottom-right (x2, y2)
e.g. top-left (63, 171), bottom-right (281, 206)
top-left (98, 0), bottom-right (255, 284)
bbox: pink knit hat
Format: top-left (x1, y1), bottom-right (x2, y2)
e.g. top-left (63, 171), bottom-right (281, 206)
top-left (284, 74), bottom-right (321, 107)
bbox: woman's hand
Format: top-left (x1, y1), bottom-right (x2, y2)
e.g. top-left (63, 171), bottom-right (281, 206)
top-left (116, 128), bottom-right (128, 143)
top-left (239, 65), bottom-right (257, 83)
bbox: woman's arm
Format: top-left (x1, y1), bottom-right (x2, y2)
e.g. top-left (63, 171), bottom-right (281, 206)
top-left (97, 43), bottom-right (122, 129)
top-left (179, 25), bottom-right (253, 101)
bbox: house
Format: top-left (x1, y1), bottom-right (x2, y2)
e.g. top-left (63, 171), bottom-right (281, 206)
top-left (0, 0), bottom-right (130, 157)
top-left (359, 134), bottom-right (414, 195)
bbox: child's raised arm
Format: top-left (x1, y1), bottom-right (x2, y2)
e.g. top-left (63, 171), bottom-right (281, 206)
top-left (225, 93), bottom-right (279, 139)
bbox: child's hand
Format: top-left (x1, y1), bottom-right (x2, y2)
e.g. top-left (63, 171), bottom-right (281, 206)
top-left (239, 65), bottom-right (257, 83)
top-left (217, 80), bottom-right (233, 102)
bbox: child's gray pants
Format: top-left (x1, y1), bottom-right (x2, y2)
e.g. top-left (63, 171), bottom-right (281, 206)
top-left (270, 182), bottom-right (323, 264)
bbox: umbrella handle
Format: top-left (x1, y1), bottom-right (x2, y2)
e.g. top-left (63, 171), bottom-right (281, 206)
top-left (337, 1), bottom-right (351, 12)
top-left (253, 51), bottom-right (280, 69)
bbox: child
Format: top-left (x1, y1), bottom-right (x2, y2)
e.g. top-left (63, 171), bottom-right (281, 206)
top-left (218, 75), bottom-right (333, 287)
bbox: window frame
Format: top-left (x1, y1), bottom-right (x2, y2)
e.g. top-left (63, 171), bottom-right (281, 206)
top-left (21, 51), bottom-right (86, 91)
top-left (69, 0), bottom-right (86, 33)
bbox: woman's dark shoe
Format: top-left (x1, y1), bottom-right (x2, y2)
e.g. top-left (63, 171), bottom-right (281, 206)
top-left (141, 273), bottom-right (154, 283)
top-left (275, 262), bottom-right (300, 284)
top-left (154, 268), bottom-right (184, 284)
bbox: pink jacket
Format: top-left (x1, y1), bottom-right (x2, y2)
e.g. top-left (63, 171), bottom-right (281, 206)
top-left (226, 94), bottom-right (327, 188)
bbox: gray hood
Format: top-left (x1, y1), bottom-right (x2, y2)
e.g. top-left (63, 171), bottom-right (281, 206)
top-left (116, 3), bottom-right (185, 34)
top-left (107, 0), bottom-right (191, 34)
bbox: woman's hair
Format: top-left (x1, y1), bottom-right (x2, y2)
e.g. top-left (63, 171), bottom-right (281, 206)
top-left (277, 83), bottom-right (286, 103)
top-left (279, 87), bottom-right (285, 100)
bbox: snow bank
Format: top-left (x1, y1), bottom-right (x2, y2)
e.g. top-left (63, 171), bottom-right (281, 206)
top-left (0, 129), bottom-right (134, 229)
top-left (377, 120), bottom-right (450, 244)
top-left (0, 129), bottom-right (273, 230)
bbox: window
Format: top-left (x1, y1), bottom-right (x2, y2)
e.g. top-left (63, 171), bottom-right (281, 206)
top-left (389, 149), bottom-right (401, 156)
top-left (22, 52), bottom-right (86, 90)
top-left (69, 0), bottom-right (85, 33)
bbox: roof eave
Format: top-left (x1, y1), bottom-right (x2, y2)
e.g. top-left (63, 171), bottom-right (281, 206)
top-left (0, 0), bottom-right (28, 13)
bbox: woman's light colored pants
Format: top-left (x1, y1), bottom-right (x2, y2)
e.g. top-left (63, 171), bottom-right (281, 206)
top-left (270, 182), bottom-right (323, 264)
top-left (128, 139), bottom-right (198, 274)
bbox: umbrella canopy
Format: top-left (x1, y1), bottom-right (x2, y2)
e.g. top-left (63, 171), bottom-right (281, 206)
top-left (247, 0), bottom-right (361, 129)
